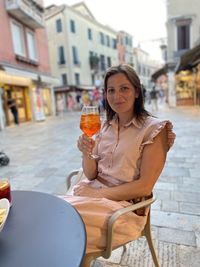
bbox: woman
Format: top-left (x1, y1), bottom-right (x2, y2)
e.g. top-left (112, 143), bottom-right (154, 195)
top-left (63, 64), bottom-right (175, 254)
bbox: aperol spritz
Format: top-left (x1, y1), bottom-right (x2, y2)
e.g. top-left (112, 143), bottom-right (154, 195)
top-left (80, 106), bottom-right (101, 159)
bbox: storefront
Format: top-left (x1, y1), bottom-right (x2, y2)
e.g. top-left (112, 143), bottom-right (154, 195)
top-left (175, 44), bottom-right (200, 106)
top-left (0, 68), bottom-right (57, 127)
top-left (0, 70), bottom-right (32, 125)
top-left (175, 70), bottom-right (194, 105)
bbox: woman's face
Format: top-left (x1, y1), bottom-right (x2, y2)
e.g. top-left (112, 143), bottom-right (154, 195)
top-left (106, 73), bottom-right (138, 117)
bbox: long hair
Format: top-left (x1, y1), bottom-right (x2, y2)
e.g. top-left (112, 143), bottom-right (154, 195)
top-left (104, 64), bottom-right (150, 122)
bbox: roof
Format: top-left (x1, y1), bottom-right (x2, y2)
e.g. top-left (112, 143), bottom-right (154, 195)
top-left (72, 2), bottom-right (96, 20)
top-left (175, 44), bottom-right (200, 73)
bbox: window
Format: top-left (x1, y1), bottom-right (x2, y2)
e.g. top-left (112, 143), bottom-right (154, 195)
top-left (100, 32), bottom-right (104, 45)
top-left (58, 46), bottom-right (65, 64)
top-left (107, 56), bottom-right (111, 68)
top-left (129, 38), bottom-right (132, 47)
top-left (56, 19), bottom-right (62, 33)
top-left (177, 25), bottom-right (190, 50)
top-left (61, 74), bottom-right (67, 85)
top-left (27, 30), bottom-right (38, 61)
top-left (11, 21), bottom-right (25, 56)
top-left (176, 19), bottom-right (191, 50)
top-left (75, 73), bottom-right (80, 85)
top-left (88, 28), bottom-right (92, 40)
top-left (106, 35), bottom-right (110, 47)
top-left (72, 46), bottom-right (79, 64)
top-left (112, 38), bottom-right (117, 49)
top-left (100, 55), bottom-right (105, 71)
top-left (70, 20), bottom-right (75, 33)
top-left (91, 74), bottom-right (95, 85)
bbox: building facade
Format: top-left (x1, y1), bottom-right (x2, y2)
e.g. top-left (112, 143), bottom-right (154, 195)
top-left (0, 0), bottom-right (58, 129)
top-left (45, 2), bottom-right (119, 108)
top-left (132, 47), bottom-right (159, 90)
top-left (117, 31), bottom-right (133, 65)
top-left (166, 0), bottom-right (200, 106)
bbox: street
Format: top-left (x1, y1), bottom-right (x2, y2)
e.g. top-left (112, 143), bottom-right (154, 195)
top-left (0, 106), bottom-right (200, 266)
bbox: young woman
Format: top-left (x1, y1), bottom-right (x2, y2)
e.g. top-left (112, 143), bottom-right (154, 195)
top-left (63, 64), bottom-right (175, 254)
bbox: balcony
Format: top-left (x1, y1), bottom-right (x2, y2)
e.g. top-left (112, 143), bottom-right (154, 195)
top-left (6, 0), bottom-right (44, 29)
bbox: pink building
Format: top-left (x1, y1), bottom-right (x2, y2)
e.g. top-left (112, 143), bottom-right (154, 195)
top-left (0, 0), bottom-right (57, 127)
top-left (117, 31), bottom-right (133, 65)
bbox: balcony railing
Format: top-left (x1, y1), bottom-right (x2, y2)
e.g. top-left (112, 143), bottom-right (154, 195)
top-left (6, 0), bottom-right (44, 29)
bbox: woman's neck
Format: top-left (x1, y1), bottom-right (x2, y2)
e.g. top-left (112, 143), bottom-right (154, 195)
top-left (117, 113), bottom-right (134, 127)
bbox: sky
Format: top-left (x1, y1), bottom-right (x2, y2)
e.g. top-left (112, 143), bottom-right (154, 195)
top-left (43, 0), bottom-right (167, 62)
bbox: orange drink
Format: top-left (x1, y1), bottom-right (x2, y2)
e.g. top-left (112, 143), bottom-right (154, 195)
top-left (80, 113), bottom-right (101, 137)
top-left (79, 105), bottom-right (101, 159)
top-left (0, 180), bottom-right (12, 204)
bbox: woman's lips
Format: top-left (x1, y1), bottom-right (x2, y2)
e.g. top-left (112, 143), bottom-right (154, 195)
top-left (114, 102), bottom-right (125, 106)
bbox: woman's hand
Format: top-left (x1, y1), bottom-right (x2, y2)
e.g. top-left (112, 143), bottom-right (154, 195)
top-left (73, 183), bottom-right (102, 198)
top-left (77, 134), bottom-right (95, 157)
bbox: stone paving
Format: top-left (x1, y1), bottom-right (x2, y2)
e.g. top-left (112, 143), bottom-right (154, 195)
top-left (0, 106), bottom-right (200, 266)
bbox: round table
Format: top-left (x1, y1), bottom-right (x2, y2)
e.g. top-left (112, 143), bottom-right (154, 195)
top-left (0, 191), bottom-right (86, 267)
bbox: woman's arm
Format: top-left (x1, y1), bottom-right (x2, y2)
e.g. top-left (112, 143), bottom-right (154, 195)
top-left (77, 134), bottom-right (98, 180)
top-left (98, 127), bottom-right (168, 200)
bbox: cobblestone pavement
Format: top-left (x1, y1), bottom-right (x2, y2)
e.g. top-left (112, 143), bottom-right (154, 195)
top-left (0, 106), bottom-right (200, 266)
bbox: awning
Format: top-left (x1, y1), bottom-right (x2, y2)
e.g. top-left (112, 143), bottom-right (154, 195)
top-left (76, 85), bottom-right (95, 91)
top-left (53, 85), bottom-right (95, 93)
top-left (0, 65), bottom-right (59, 86)
top-left (175, 44), bottom-right (200, 73)
top-left (0, 70), bottom-right (31, 86)
top-left (54, 86), bottom-right (70, 92)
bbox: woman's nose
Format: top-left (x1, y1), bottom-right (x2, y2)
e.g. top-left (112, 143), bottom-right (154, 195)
top-left (114, 90), bottom-right (122, 99)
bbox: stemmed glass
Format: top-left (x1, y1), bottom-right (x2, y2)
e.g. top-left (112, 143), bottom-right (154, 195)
top-left (80, 105), bottom-right (101, 159)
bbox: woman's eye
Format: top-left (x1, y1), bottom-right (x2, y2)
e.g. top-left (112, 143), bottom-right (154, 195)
top-left (121, 87), bottom-right (129, 92)
top-left (107, 89), bottom-right (115, 94)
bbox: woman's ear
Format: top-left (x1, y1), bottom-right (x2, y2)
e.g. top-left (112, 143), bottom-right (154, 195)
top-left (135, 88), bottom-right (139, 98)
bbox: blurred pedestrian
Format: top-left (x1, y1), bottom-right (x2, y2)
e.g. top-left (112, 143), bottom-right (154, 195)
top-left (150, 85), bottom-right (159, 111)
top-left (141, 84), bottom-right (147, 103)
top-left (67, 94), bottom-right (75, 111)
top-left (92, 87), bottom-right (100, 106)
top-left (76, 92), bottom-right (82, 110)
top-left (81, 90), bottom-right (90, 106)
top-left (7, 90), bottom-right (19, 124)
top-left (56, 95), bottom-right (65, 117)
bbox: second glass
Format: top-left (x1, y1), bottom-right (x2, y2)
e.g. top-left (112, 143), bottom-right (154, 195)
top-left (80, 105), bottom-right (101, 159)
top-left (0, 178), bottom-right (12, 205)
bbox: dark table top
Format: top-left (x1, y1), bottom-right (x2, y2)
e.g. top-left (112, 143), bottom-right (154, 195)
top-left (0, 190), bottom-right (86, 267)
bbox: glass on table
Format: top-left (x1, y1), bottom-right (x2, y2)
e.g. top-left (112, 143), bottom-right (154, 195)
top-left (80, 105), bottom-right (101, 159)
top-left (0, 178), bottom-right (12, 205)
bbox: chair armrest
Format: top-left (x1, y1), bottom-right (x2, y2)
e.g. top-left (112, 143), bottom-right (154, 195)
top-left (66, 170), bottom-right (79, 190)
top-left (103, 196), bottom-right (156, 258)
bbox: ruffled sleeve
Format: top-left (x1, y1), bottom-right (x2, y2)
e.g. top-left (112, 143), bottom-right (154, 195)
top-left (141, 119), bottom-right (176, 151)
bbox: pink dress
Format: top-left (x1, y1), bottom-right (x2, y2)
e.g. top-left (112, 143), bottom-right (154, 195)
top-left (62, 116), bottom-right (175, 253)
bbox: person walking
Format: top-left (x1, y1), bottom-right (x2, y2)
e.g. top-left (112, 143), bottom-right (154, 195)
top-left (56, 95), bottom-right (65, 117)
top-left (150, 85), bottom-right (159, 111)
top-left (7, 90), bottom-right (19, 125)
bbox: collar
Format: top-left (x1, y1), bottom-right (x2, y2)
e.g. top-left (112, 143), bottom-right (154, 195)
top-left (109, 114), bottom-right (143, 129)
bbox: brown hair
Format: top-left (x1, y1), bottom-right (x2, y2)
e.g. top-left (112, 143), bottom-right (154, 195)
top-left (104, 64), bottom-right (150, 122)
